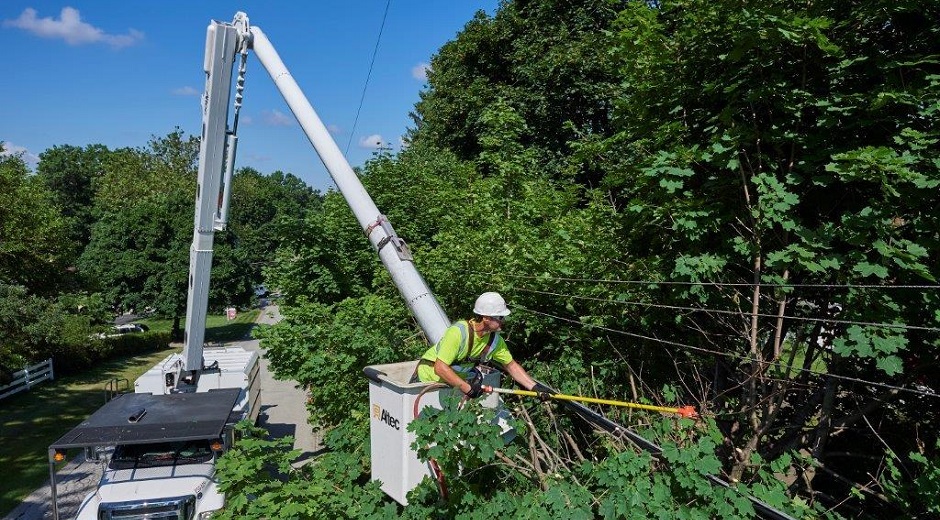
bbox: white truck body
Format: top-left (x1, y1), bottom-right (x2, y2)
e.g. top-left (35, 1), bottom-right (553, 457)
top-left (61, 13), bottom-right (267, 519)
top-left (50, 13), bottom-right (267, 520)
top-left (67, 350), bottom-right (261, 519)
top-left (135, 347), bottom-right (262, 424)
top-left (51, 389), bottom-right (242, 520)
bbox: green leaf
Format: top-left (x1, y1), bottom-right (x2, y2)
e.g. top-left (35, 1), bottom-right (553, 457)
top-left (853, 262), bottom-right (888, 279)
top-left (660, 178), bottom-right (684, 193)
top-left (875, 355), bottom-right (904, 376)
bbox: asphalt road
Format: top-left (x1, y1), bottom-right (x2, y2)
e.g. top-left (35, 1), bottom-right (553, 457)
top-left (4, 304), bottom-right (318, 520)
top-left (243, 304), bottom-right (322, 460)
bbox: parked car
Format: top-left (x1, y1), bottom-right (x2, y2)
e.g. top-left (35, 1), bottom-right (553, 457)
top-left (95, 323), bottom-right (149, 339)
top-left (115, 323), bottom-right (148, 334)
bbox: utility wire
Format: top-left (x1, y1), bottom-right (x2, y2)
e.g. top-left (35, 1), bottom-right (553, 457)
top-left (345, 0), bottom-right (392, 155)
top-left (516, 287), bottom-right (940, 334)
top-left (516, 304), bottom-right (939, 399)
top-left (470, 270), bottom-right (940, 291)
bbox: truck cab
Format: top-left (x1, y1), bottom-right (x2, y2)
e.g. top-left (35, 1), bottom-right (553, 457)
top-left (80, 440), bottom-right (222, 520)
top-left (50, 388), bottom-right (242, 520)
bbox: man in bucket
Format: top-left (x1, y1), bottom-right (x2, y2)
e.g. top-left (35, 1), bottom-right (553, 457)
top-left (415, 292), bottom-right (546, 398)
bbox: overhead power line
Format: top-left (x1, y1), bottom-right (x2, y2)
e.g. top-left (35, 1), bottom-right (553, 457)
top-left (515, 287), bottom-right (940, 334)
top-left (470, 270), bottom-right (940, 291)
top-left (515, 304), bottom-right (938, 399)
top-left (345, 0), bottom-right (392, 155)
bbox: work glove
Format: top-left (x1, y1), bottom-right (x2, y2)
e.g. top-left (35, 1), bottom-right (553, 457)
top-left (531, 382), bottom-right (554, 402)
top-left (465, 376), bottom-right (484, 398)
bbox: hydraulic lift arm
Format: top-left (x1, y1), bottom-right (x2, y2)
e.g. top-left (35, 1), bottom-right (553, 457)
top-left (180, 13), bottom-right (247, 372)
top-left (182, 13), bottom-right (450, 373)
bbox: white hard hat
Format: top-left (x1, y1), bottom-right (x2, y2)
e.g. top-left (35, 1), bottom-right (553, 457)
top-left (473, 292), bottom-right (511, 317)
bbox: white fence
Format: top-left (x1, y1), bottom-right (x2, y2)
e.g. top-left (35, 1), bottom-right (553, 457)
top-left (0, 358), bottom-right (54, 400)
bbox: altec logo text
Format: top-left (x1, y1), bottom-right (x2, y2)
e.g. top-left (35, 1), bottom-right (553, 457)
top-left (373, 405), bottom-right (400, 430)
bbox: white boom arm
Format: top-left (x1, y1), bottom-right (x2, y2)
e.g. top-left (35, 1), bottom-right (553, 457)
top-left (249, 26), bottom-right (451, 341)
top-left (181, 13), bottom-right (246, 371)
top-left (183, 12), bottom-right (449, 371)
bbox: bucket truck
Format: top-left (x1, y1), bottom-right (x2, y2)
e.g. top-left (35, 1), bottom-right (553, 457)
top-left (48, 14), bottom-right (263, 520)
top-left (44, 11), bottom-right (797, 519)
top-left (49, 10), bottom-right (496, 518)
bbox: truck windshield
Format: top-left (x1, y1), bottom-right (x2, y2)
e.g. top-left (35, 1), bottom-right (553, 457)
top-left (109, 440), bottom-right (214, 469)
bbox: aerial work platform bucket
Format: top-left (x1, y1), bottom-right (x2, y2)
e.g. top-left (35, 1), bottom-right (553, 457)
top-left (363, 360), bottom-right (505, 505)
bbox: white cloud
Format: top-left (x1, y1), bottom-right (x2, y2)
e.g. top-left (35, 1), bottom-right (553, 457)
top-left (262, 110), bottom-right (294, 127)
top-left (411, 62), bottom-right (431, 81)
top-left (359, 134), bottom-right (385, 149)
top-left (172, 86), bottom-right (200, 96)
top-left (245, 152), bottom-right (272, 163)
top-left (3, 7), bottom-right (144, 49)
top-left (327, 124), bottom-right (342, 135)
top-left (0, 141), bottom-right (40, 168)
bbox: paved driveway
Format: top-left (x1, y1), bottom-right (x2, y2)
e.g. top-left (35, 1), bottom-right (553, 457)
top-left (4, 304), bottom-right (317, 520)
top-left (239, 304), bottom-right (321, 460)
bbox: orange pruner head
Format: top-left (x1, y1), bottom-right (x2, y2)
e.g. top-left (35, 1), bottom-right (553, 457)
top-left (677, 406), bottom-right (698, 418)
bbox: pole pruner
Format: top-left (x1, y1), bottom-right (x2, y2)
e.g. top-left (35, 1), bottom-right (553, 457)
top-left (483, 386), bottom-right (698, 418)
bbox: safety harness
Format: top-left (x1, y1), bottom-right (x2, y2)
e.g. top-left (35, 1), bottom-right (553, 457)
top-left (449, 320), bottom-right (499, 377)
top-left (411, 320), bottom-right (500, 383)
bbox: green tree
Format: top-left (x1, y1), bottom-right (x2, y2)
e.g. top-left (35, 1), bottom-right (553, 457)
top-left (35, 144), bottom-right (111, 254)
top-left (215, 422), bottom-right (393, 519)
top-left (263, 190), bottom-right (374, 307)
top-left (0, 145), bottom-right (70, 294)
top-left (228, 167), bottom-right (319, 284)
top-left (80, 191), bottom-right (192, 319)
top-left (0, 283), bottom-right (108, 373)
top-left (599, 0), bottom-right (940, 498)
top-left (414, 0), bottom-right (626, 187)
top-left (0, 143), bottom-right (117, 372)
top-left (79, 131), bottom-right (249, 332)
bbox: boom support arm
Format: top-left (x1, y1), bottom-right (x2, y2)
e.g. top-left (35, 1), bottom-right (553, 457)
top-left (184, 12), bottom-right (450, 372)
top-left (248, 26), bottom-right (450, 343)
top-left (182, 14), bottom-right (247, 371)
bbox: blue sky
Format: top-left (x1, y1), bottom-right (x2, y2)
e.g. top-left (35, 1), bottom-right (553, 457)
top-left (0, 1), bottom-right (498, 191)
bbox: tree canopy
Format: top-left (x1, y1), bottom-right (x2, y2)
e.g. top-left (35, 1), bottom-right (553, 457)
top-left (3, 0), bottom-right (938, 516)
top-left (228, 0), bottom-right (940, 518)
top-left (1, 131), bottom-right (315, 368)
top-left (0, 146), bottom-right (70, 294)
